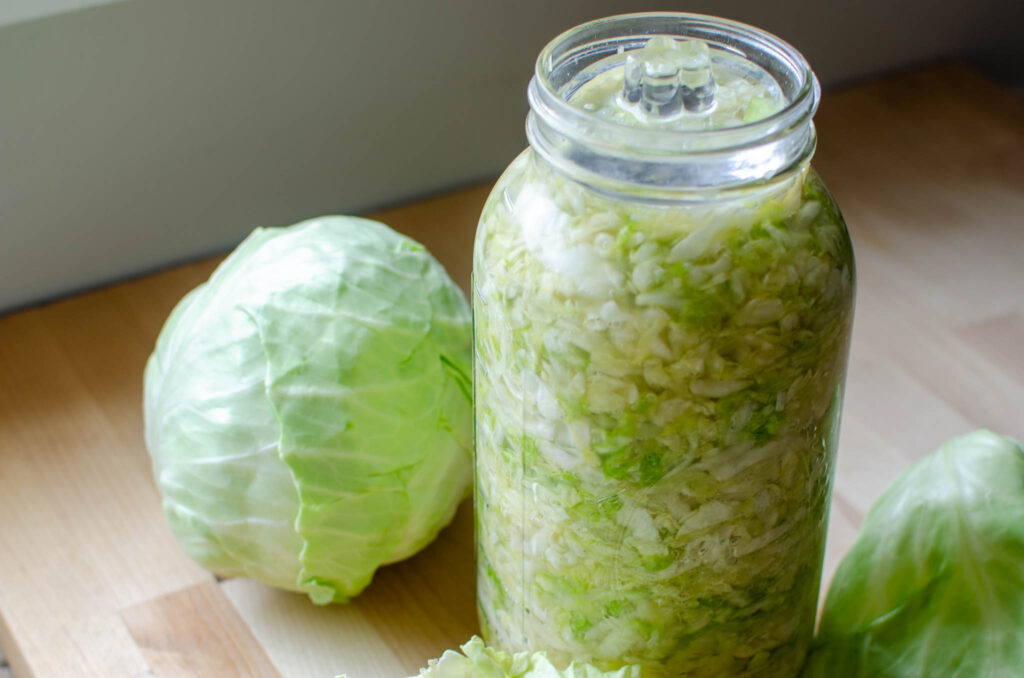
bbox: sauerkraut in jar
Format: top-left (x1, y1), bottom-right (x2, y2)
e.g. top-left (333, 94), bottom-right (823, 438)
top-left (473, 13), bottom-right (854, 677)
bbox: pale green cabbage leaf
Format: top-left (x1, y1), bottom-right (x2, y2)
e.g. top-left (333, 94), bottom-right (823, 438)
top-left (803, 430), bottom-right (1024, 677)
top-left (338, 637), bottom-right (644, 678)
top-left (144, 216), bottom-right (473, 604)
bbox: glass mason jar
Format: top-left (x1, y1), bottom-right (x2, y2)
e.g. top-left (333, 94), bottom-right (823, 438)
top-left (472, 13), bottom-right (854, 677)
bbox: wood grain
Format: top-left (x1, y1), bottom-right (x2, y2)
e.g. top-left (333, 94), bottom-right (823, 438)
top-left (0, 304), bottom-right (211, 677)
top-left (122, 581), bottom-right (279, 678)
top-left (224, 503), bottom-right (477, 678)
top-left (0, 63), bottom-right (1021, 677)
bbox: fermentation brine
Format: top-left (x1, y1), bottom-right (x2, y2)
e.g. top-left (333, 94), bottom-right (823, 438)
top-left (472, 13), bottom-right (854, 677)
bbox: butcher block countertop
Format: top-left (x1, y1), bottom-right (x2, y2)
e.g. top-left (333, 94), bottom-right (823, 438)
top-left (1, 63), bottom-right (1022, 678)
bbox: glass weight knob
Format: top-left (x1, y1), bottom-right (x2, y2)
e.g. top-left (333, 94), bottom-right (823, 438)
top-left (622, 36), bottom-right (716, 117)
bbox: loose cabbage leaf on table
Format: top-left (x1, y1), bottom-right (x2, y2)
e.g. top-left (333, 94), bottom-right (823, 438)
top-left (337, 637), bottom-right (643, 678)
top-left (804, 430), bottom-right (1024, 677)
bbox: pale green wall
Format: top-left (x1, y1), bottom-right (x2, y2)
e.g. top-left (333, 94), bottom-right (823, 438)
top-left (1, 0), bottom-right (1021, 312)
top-left (0, 0), bottom-right (128, 29)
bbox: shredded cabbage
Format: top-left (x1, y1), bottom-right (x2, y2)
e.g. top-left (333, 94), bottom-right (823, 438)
top-left (422, 637), bottom-right (643, 678)
top-left (336, 637), bottom-right (642, 678)
top-left (472, 151), bottom-right (854, 676)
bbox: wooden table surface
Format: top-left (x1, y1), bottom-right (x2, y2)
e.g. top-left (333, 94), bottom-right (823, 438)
top-left (1, 63), bottom-right (1022, 678)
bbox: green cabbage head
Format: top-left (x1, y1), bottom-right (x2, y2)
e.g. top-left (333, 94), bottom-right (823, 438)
top-left (804, 430), bottom-right (1024, 677)
top-left (143, 216), bottom-right (473, 604)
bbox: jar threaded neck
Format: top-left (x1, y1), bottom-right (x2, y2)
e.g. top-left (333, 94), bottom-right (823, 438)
top-left (526, 12), bottom-right (820, 196)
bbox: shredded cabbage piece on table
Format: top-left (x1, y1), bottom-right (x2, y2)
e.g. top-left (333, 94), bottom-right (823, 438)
top-left (337, 637), bottom-right (643, 678)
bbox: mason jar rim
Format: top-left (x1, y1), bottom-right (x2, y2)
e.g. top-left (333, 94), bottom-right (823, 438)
top-left (530, 12), bottom-right (819, 153)
top-left (525, 12), bottom-right (821, 194)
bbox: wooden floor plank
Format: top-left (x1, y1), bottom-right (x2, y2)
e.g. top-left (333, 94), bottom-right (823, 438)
top-left (122, 582), bottom-right (280, 678)
top-left (0, 301), bottom-right (210, 676)
top-left (221, 581), bottom-right (408, 678)
top-left (956, 313), bottom-right (1024, 387)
